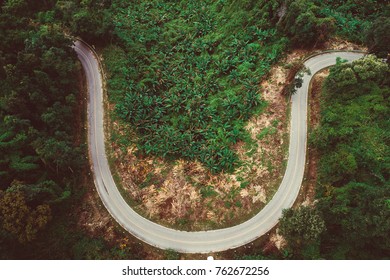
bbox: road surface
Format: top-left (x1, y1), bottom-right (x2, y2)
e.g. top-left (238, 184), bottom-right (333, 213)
top-left (73, 40), bottom-right (364, 253)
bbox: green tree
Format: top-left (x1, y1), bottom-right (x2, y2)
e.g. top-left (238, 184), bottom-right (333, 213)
top-left (0, 0), bottom-right (87, 258)
top-left (57, 0), bottom-right (113, 43)
top-left (279, 206), bottom-right (325, 259)
top-left (365, 17), bottom-right (390, 58)
top-left (313, 55), bottom-right (389, 187)
top-left (317, 183), bottom-right (390, 259)
top-left (0, 190), bottom-right (52, 243)
top-left (278, 0), bottom-right (335, 47)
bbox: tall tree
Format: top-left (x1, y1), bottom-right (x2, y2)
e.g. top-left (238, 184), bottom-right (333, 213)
top-left (317, 183), bottom-right (390, 259)
top-left (279, 206), bottom-right (325, 259)
top-left (278, 0), bottom-right (335, 47)
top-left (0, 190), bottom-right (52, 243)
top-left (365, 17), bottom-right (390, 58)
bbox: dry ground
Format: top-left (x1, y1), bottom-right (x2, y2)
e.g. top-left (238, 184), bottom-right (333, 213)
top-left (302, 70), bottom-right (328, 206)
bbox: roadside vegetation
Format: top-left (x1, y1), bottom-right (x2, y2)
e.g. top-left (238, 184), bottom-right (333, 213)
top-left (313, 56), bottom-right (389, 259)
top-left (277, 56), bottom-right (390, 260)
top-left (103, 0), bottom-right (292, 229)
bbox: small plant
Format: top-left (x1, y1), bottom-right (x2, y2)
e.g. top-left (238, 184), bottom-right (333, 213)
top-left (257, 126), bottom-right (277, 140)
top-left (165, 249), bottom-right (180, 260)
top-left (200, 185), bottom-right (218, 198)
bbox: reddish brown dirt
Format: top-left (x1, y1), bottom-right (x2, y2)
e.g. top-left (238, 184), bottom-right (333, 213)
top-left (324, 37), bottom-right (367, 52)
top-left (303, 71), bottom-right (328, 205)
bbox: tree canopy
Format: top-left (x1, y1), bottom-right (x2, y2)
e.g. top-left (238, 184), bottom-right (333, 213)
top-left (365, 16), bottom-right (390, 58)
top-left (0, 0), bottom-right (84, 245)
top-left (279, 206), bottom-right (325, 259)
top-left (310, 56), bottom-right (390, 259)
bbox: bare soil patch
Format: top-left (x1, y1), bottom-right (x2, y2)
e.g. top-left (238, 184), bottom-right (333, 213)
top-left (323, 37), bottom-right (367, 52)
top-left (302, 70), bottom-right (328, 206)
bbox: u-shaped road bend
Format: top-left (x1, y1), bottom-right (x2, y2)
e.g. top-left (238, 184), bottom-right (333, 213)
top-left (73, 40), bottom-right (364, 253)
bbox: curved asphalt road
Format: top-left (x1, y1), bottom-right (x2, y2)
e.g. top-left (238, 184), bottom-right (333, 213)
top-left (73, 40), bottom-right (364, 253)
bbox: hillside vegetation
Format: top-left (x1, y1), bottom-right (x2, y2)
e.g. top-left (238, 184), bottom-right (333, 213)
top-left (0, 1), bottom-right (145, 260)
top-left (106, 0), bottom-right (288, 173)
top-left (104, 0), bottom-right (389, 173)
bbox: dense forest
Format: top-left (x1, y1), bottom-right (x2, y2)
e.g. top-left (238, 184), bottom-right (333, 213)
top-left (278, 56), bottom-right (390, 260)
top-left (313, 56), bottom-right (390, 259)
top-left (0, 0), bottom-right (389, 259)
top-left (0, 0), bottom-right (84, 254)
top-left (0, 0), bottom-right (145, 259)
